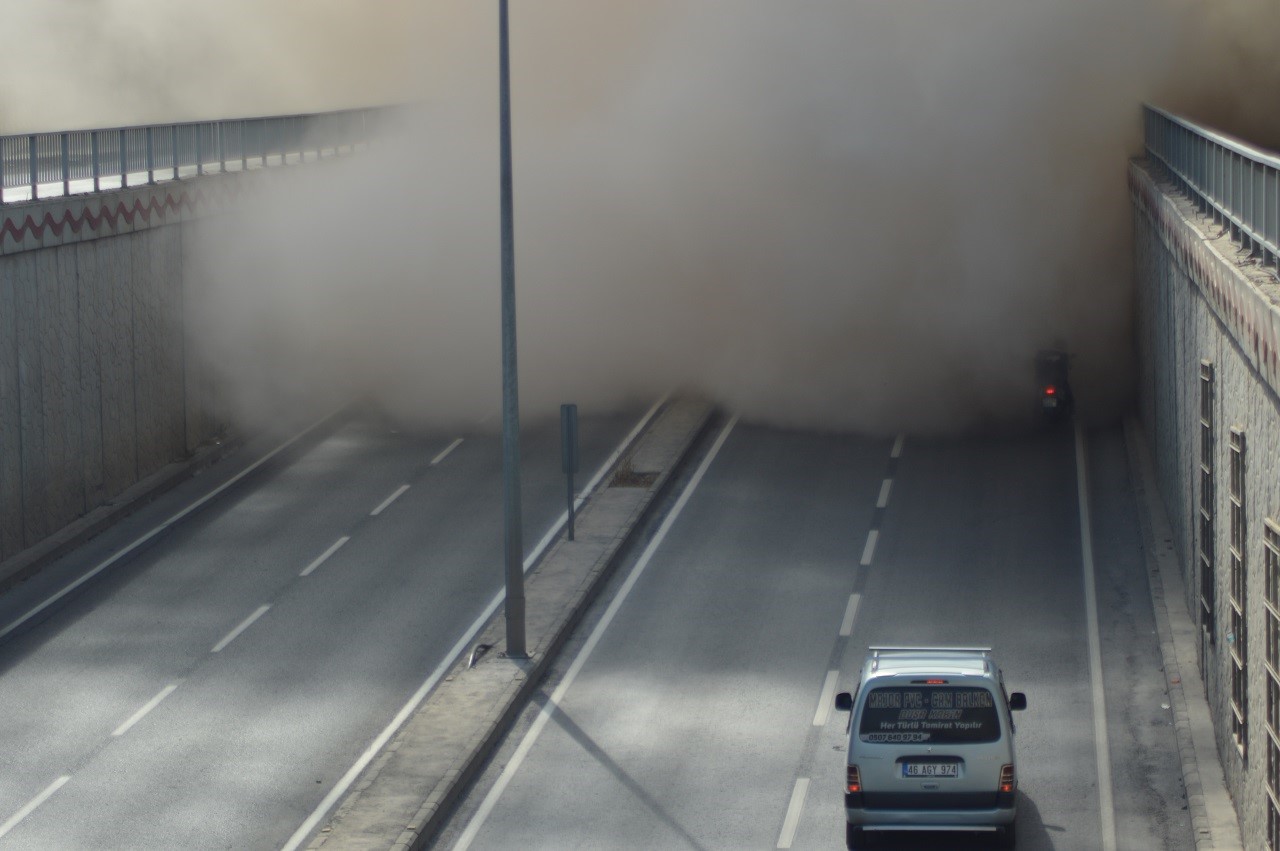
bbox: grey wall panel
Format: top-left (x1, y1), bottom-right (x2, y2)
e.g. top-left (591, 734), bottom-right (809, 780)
top-left (101, 234), bottom-right (137, 499)
top-left (40, 246), bottom-right (85, 534)
top-left (0, 257), bottom-right (22, 561)
top-left (131, 231), bottom-right (164, 480)
top-left (13, 253), bottom-right (47, 548)
top-left (0, 181), bottom-right (230, 568)
top-left (155, 226), bottom-right (185, 464)
top-left (181, 221), bottom-right (219, 452)
top-left (76, 241), bottom-right (105, 510)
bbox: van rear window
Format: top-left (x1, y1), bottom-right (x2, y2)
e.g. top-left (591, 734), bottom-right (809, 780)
top-left (858, 686), bottom-right (1001, 744)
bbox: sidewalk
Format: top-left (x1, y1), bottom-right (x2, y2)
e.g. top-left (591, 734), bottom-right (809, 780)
top-left (1123, 417), bottom-right (1243, 850)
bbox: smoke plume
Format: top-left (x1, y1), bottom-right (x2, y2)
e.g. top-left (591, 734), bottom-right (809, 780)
top-left (0, 0), bottom-right (416, 133)
top-left (11, 1), bottom-right (1280, 433)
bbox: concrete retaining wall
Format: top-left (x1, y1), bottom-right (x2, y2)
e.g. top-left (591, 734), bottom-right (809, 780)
top-left (0, 179), bottom-right (240, 564)
top-left (1132, 158), bottom-right (1280, 849)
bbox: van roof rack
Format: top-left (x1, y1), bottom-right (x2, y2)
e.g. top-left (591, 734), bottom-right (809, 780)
top-left (867, 646), bottom-right (992, 654)
top-left (867, 647), bottom-right (993, 674)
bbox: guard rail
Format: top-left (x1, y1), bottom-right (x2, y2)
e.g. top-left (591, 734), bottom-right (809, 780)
top-left (0, 106), bottom-right (395, 204)
top-left (1145, 104), bottom-right (1280, 268)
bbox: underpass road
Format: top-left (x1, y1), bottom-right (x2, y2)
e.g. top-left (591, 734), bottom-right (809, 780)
top-left (434, 421), bottom-right (1192, 851)
top-left (0, 406), bottom-right (648, 850)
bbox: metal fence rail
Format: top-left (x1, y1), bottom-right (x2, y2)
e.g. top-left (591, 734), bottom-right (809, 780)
top-left (0, 107), bottom-right (391, 204)
top-left (1144, 104), bottom-right (1280, 269)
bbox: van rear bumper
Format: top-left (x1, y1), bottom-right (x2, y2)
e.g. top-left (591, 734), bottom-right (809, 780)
top-left (846, 804), bottom-right (1015, 829)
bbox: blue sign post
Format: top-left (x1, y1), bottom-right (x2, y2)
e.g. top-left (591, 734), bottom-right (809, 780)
top-left (561, 404), bottom-right (579, 541)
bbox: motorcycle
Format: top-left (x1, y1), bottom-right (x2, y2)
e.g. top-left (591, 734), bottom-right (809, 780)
top-left (1035, 349), bottom-right (1074, 424)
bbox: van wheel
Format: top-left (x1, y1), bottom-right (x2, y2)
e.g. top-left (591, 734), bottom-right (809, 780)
top-left (995, 821), bottom-right (1016, 849)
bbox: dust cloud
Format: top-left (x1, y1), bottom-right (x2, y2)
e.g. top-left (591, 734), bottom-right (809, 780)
top-left (44, 1), bottom-right (1280, 434)
top-left (0, 1), bottom-right (416, 133)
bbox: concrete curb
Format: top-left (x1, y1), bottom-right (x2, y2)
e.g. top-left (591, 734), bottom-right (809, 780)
top-left (0, 433), bottom-right (242, 596)
top-left (1123, 416), bottom-right (1244, 850)
top-left (305, 398), bottom-right (716, 851)
top-left (0, 405), bottom-right (356, 601)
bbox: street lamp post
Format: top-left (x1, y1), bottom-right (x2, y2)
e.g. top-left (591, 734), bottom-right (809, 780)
top-left (498, 0), bottom-right (527, 659)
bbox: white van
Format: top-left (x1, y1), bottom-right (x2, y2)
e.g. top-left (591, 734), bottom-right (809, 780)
top-left (834, 647), bottom-right (1027, 849)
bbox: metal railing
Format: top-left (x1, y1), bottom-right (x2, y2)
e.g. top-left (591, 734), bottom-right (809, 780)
top-left (1144, 104), bottom-right (1280, 268)
top-left (0, 107), bottom-right (394, 204)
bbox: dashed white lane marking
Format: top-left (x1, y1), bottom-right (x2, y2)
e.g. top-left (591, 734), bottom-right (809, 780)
top-left (840, 593), bottom-right (861, 637)
top-left (431, 438), bottom-right (464, 466)
top-left (300, 537), bottom-right (350, 577)
top-left (0, 776), bottom-right (70, 840)
top-left (211, 605), bottom-right (271, 653)
top-left (282, 397), bottom-right (670, 851)
top-left (876, 478), bottom-right (893, 509)
top-left (0, 407), bottom-right (345, 644)
top-left (450, 417), bottom-right (739, 851)
top-left (813, 670), bottom-right (840, 727)
top-left (1074, 423), bottom-right (1117, 851)
top-left (112, 684), bottom-right (178, 737)
top-left (776, 777), bottom-right (810, 849)
top-left (890, 433), bottom-right (905, 459)
top-left (860, 530), bottom-right (879, 566)
top-left (370, 484), bottom-right (410, 516)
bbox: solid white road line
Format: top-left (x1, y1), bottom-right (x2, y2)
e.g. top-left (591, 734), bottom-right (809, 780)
top-left (431, 438), bottom-right (464, 466)
top-left (211, 605), bottom-right (271, 653)
top-left (876, 478), bottom-right (893, 509)
top-left (813, 670), bottom-right (840, 727)
top-left (839, 593), bottom-right (861, 637)
top-left (370, 484), bottom-right (410, 516)
top-left (300, 537), bottom-right (350, 577)
top-left (112, 684), bottom-right (178, 737)
top-left (776, 778), bottom-right (810, 849)
top-left (890, 434), bottom-right (905, 459)
top-left (0, 776), bottom-right (70, 840)
top-left (281, 398), bottom-right (670, 851)
top-left (860, 530), bottom-right (879, 566)
top-left (450, 417), bottom-right (739, 851)
top-left (1074, 424), bottom-right (1117, 851)
top-left (0, 407), bottom-right (346, 644)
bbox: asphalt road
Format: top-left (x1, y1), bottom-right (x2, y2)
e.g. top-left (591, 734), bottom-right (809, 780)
top-left (432, 420), bottom-right (1191, 850)
top-left (0, 405), bottom-right (649, 850)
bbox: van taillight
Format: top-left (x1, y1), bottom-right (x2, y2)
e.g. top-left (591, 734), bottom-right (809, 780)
top-left (999, 764), bottom-right (1015, 793)
top-left (847, 765), bottom-right (862, 793)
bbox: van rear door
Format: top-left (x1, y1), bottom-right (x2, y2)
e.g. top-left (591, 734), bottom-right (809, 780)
top-left (853, 684), bottom-right (1006, 810)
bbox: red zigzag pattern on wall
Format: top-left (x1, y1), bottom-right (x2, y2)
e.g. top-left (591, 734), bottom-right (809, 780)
top-left (0, 190), bottom-right (211, 247)
top-left (1131, 164), bottom-right (1280, 390)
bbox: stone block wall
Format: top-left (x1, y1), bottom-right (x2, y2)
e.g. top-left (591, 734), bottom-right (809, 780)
top-left (1132, 158), bottom-right (1280, 849)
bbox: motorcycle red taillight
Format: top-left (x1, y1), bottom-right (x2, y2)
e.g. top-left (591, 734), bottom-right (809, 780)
top-left (1043, 385), bottom-right (1057, 396)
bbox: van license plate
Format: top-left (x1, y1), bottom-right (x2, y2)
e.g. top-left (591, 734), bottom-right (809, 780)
top-left (904, 763), bottom-right (958, 778)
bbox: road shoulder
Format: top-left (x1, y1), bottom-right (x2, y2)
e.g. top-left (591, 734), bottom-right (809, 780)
top-left (1123, 416), bottom-right (1244, 850)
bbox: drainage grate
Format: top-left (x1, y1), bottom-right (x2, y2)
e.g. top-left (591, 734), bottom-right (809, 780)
top-left (610, 468), bottom-right (658, 488)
